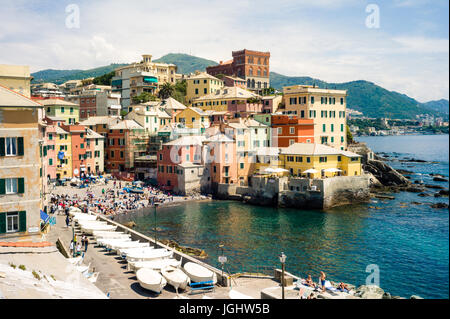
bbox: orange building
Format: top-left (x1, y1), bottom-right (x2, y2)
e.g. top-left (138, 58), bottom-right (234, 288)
top-left (61, 124), bottom-right (88, 177)
top-left (271, 115), bottom-right (315, 148)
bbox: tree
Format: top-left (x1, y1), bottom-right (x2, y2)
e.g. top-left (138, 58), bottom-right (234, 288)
top-left (158, 83), bottom-right (175, 100)
top-left (131, 92), bottom-right (158, 104)
top-left (347, 125), bottom-right (355, 144)
top-left (262, 87), bottom-right (275, 96)
top-left (93, 71), bottom-right (115, 86)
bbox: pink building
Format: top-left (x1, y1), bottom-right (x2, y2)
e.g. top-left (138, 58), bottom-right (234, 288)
top-left (44, 125), bottom-right (57, 181)
top-left (204, 134), bottom-right (237, 186)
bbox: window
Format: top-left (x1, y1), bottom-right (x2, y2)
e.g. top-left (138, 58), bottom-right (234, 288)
top-left (331, 124), bottom-right (334, 132)
top-left (296, 156), bottom-right (303, 162)
top-left (240, 163), bottom-right (244, 169)
top-left (341, 124), bottom-right (344, 132)
top-left (340, 97), bottom-right (344, 105)
top-left (338, 156), bottom-right (342, 162)
top-left (289, 139), bottom-right (295, 146)
top-left (319, 157), bottom-right (327, 163)
top-left (61, 107), bottom-right (65, 113)
top-left (5, 178), bottom-right (18, 194)
top-left (300, 110), bottom-right (305, 118)
top-left (6, 212), bottom-right (19, 233)
top-left (120, 151), bottom-right (124, 158)
top-left (311, 96), bottom-right (315, 104)
top-left (323, 124), bottom-right (326, 132)
top-left (5, 137), bottom-right (17, 156)
top-left (186, 154), bottom-right (190, 161)
top-left (277, 127), bottom-right (282, 135)
top-left (306, 157), bottom-right (311, 163)
top-left (341, 136), bottom-right (345, 143)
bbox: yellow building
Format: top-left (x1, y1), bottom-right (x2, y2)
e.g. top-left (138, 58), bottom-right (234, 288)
top-left (283, 85), bottom-right (347, 150)
top-left (174, 107), bottom-right (211, 131)
top-left (42, 99), bottom-right (80, 125)
top-left (192, 86), bottom-right (260, 112)
top-left (186, 72), bottom-right (224, 105)
top-left (0, 64), bottom-right (32, 98)
top-left (279, 143), bottom-right (362, 179)
top-left (54, 126), bottom-right (73, 179)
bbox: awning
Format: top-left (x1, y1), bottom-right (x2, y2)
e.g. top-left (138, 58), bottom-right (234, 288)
top-left (40, 210), bottom-right (50, 223)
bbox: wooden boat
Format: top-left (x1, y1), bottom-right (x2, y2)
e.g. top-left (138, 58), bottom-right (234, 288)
top-left (108, 241), bottom-right (149, 252)
top-left (118, 247), bottom-right (154, 259)
top-left (183, 262), bottom-right (217, 284)
top-left (73, 214), bottom-right (97, 222)
top-left (136, 268), bottom-right (167, 294)
top-left (126, 248), bottom-right (173, 262)
top-left (162, 265), bottom-right (191, 292)
top-left (93, 230), bottom-right (127, 237)
top-left (97, 237), bottom-right (132, 247)
top-left (127, 258), bottom-right (181, 273)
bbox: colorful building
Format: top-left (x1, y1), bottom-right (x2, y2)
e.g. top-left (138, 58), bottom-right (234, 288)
top-left (283, 85), bottom-right (347, 150)
top-left (61, 125), bottom-right (87, 178)
top-left (42, 99), bottom-right (80, 125)
top-left (185, 72), bottom-right (224, 105)
top-left (192, 87), bottom-right (263, 115)
top-left (0, 85), bottom-right (44, 238)
top-left (54, 126), bottom-right (72, 180)
top-left (86, 129), bottom-right (105, 174)
top-left (222, 75), bottom-right (247, 89)
top-left (0, 64), bottom-right (32, 97)
top-left (271, 115), bottom-right (315, 147)
top-left (206, 49), bottom-right (270, 94)
top-left (279, 143), bottom-right (362, 178)
top-left (174, 107), bottom-right (212, 131)
top-left (125, 102), bottom-right (172, 135)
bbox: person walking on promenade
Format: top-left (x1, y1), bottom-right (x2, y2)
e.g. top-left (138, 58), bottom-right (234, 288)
top-left (114, 180), bottom-right (116, 188)
top-left (65, 215), bottom-right (70, 228)
top-left (84, 236), bottom-right (89, 252)
top-left (69, 240), bottom-right (74, 256)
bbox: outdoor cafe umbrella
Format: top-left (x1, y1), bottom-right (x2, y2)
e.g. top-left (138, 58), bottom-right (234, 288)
top-left (324, 168), bottom-right (342, 173)
top-left (264, 167), bottom-right (276, 173)
top-left (303, 169), bottom-right (318, 174)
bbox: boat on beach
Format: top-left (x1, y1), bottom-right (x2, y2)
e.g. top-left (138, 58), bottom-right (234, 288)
top-left (97, 237), bottom-right (132, 247)
top-left (81, 224), bottom-right (117, 235)
top-left (136, 268), bottom-right (167, 294)
top-left (161, 265), bottom-right (191, 292)
top-left (93, 230), bottom-right (127, 237)
top-left (118, 246), bottom-right (155, 258)
top-left (108, 241), bottom-right (150, 252)
top-left (183, 262), bottom-right (217, 284)
top-left (126, 248), bottom-right (173, 262)
top-left (127, 258), bottom-right (181, 273)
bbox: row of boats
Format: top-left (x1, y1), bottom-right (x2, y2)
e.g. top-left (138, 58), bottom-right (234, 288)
top-left (69, 207), bottom-right (217, 295)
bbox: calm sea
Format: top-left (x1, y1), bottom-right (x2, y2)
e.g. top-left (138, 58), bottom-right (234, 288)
top-left (133, 134), bottom-right (449, 299)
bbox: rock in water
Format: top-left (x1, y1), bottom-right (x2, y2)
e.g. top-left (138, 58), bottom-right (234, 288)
top-left (410, 295), bottom-right (423, 299)
top-left (355, 285), bottom-right (385, 299)
top-left (433, 176), bottom-right (448, 182)
top-left (123, 221), bottom-right (136, 228)
top-left (382, 292), bottom-right (392, 299)
top-left (430, 203), bottom-right (449, 209)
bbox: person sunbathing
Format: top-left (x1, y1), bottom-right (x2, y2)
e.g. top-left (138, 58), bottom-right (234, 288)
top-left (305, 275), bottom-right (317, 288)
top-left (337, 282), bottom-right (349, 292)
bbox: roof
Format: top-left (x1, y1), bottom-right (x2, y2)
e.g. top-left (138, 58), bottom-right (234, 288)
top-left (40, 99), bottom-right (79, 107)
top-left (135, 155), bottom-right (157, 161)
top-left (158, 97), bottom-right (187, 110)
top-left (46, 116), bottom-right (65, 121)
top-left (204, 133), bottom-right (234, 143)
top-left (0, 85), bottom-right (43, 108)
top-left (187, 72), bottom-right (221, 81)
top-left (86, 128), bottom-right (104, 139)
top-left (177, 162), bottom-right (204, 168)
top-left (256, 147), bottom-right (280, 156)
top-left (245, 118), bottom-right (269, 128)
top-left (79, 116), bottom-right (121, 126)
top-left (110, 119), bottom-right (144, 130)
top-left (54, 126), bottom-right (69, 134)
top-left (164, 135), bottom-right (206, 146)
top-left (280, 143), bottom-right (361, 157)
top-left (194, 87), bottom-right (260, 101)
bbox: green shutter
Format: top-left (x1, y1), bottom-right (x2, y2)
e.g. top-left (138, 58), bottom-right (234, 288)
top-left (43, 145), bottom-right (47, 157)
top-left (0, 138), bottom-right (5, 157)
top-left (18, 178), bottom-right (25, 194)
top-left (0, 179), bottom-right (5, 195)
top-left (17, 137), bottom-right (24, 156)
top-left (19, 211), bottom-right (26, 232)
top-left (0, 213), bottom-right (6, 234)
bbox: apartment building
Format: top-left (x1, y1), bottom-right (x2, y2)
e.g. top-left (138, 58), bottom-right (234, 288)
top-left (73, 91), bottom-right (121, 120)
top-left (54, 125), bottom-right (72, 180)
top-left (185, 72), bottom-right (224, 105)
top-left (125, 102), bottom-right (172, 135)
top-left (0, 85), bottom-right (44, 238)
top-left (283, 85), bottom-right (347, 150)
top-left (271, 115), bottom-right (315, 147)
top-left (206, 49), bottom-right (270, 94)
top-left (174, 107), bottom-right (212, 131)
top-left (0, 64), bottom-right (33, 97)
top-left (112, 54), bottom-right (179, 109)
top-left (86, 129), bottom-right (105, 174)
top-left (42, 99), bottom-right (80, 125)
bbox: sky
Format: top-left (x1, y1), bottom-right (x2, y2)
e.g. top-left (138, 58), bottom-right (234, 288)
top-left (0, 0), bottom-right (448, 102)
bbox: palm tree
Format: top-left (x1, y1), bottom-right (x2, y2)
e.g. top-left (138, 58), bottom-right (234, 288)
top-left (158, 83), bottom-right (174, 100)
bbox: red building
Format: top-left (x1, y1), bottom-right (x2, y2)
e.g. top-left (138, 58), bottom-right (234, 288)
top-left (156, 136), bottom-right (204, 191)
top-left (206, 49), bottom-right (270, 93)
top-left (271, 115), bottom-right (315, 148)
top-left (61, 124), bottom-right (88, 177)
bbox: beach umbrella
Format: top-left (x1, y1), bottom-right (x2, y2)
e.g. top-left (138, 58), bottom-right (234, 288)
top-left (324, 168), bottom-right (342, 173)
top-left (273, 168), bottom-right (289, 173)
top-left (303, 169), bottom-right (318, 174)
top-left (264, 167), bottom-right (276, 173)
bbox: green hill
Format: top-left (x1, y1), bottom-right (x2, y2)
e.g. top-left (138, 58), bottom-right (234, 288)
top-left (270, 72), bottom-right (445, 119)
top-left (31, 63), bottom-right (128, 84)
top-left (423, 99), bottom-right (449, 115)
top-left (30, 54), bottom-right (447, 119)
top-left (153, 53), bottom-right (218, 74)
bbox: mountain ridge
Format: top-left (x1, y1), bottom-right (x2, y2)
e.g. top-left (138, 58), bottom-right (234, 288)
top-left (31, 54), bottom-right (448, 119)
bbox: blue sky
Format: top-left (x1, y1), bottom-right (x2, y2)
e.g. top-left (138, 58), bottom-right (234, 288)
top-left (0, 0), bottom-right (448, 102)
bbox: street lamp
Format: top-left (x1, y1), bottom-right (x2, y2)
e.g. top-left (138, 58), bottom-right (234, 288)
top-left (218, 244), bottom-right (227, 286)
top-left (279, 252), bottom-right (286, 299)
top-left (153, 203), bottom-right (159, 248)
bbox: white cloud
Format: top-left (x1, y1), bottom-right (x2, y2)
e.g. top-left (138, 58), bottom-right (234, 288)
top-left (0, 0), bottom-right (447, 102)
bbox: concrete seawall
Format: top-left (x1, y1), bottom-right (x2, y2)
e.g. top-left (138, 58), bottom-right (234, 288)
top-left (216, 175), bottom-right (371, 209)
top-left (96, 213), bottom-right (231, 287)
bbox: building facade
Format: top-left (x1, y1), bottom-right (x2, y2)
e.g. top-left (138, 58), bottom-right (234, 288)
top-left (283, 85), bottom-right (347, 150)
top-left (185, 72), bottom-right (224, 105)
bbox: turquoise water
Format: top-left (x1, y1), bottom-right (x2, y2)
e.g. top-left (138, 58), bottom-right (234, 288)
top-left (133, 135), bottom-right (449, 299)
